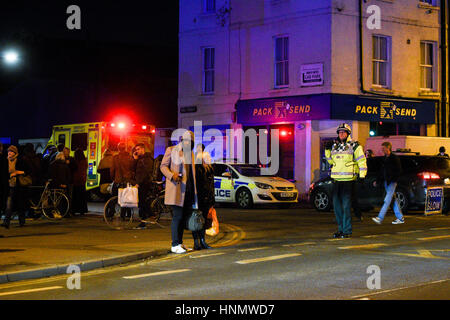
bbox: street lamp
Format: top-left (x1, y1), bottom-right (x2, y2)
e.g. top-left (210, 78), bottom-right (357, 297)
top-left (2, 49), bottom-right (20, 66)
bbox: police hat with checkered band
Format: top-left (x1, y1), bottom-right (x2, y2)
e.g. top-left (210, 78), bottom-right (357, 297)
top-left (336, 123), bottom-right (352, 135)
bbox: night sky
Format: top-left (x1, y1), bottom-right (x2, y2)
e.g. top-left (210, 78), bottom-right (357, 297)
top-left (0, 1), bottom-right (179, 141)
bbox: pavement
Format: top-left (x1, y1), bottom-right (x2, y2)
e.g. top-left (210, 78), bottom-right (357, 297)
top-left (0, 202), bottom-right (231, 284)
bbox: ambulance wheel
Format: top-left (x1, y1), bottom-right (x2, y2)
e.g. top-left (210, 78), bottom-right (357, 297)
top-left (236, 188), bottom-right (253, 209)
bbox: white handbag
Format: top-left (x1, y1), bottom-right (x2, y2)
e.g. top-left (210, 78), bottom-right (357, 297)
top-left (118, 184), bottom-right (139, 208)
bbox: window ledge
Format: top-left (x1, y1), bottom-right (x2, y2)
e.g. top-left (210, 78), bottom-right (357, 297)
top-left (269, 87), bottom-right (290, 94)
top-left (418, 90), bottom-right (440, 97)
top-left (370, 86), bottom-right (394, 94)
top-left (418, 3), bottom-right (440, 11)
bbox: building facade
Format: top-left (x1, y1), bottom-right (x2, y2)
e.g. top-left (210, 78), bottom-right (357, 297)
top-left (178, 0), bottom-right (442, 196)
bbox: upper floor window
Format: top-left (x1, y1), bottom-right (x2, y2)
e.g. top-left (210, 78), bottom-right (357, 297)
top-left (274, 36), bottom-right (289, 88)
top-left (204, 0), bottom-right (216, 13)
top-left (372, 35), bottom-right (391, 88)
top-left (203, 47), bottom-right (215, 94)
top-left (420, 41), bottom-right (436, 91)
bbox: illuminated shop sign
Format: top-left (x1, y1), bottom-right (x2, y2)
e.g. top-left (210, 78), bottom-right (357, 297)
top-left (236, 94), bottom-right (331, 124)
top-left (236, 94), bottom-right (436, 124)
top-left (331, 95), bottom-right (436, 124)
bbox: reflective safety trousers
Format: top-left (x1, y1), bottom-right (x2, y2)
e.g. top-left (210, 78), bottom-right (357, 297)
top-left (325, 140), bottom-right (367, 181)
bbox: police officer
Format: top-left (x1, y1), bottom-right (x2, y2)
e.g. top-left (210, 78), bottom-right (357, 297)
top-left (325, 123), bottom-right (367, 238)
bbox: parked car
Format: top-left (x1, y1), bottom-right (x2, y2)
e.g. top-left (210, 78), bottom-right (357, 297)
top-left (309, 154), bottom-right (450, 214)
top-left (212, 163), bottom-right (298, 209)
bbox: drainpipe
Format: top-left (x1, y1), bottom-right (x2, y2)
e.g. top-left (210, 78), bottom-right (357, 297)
top-left (442, 0), bottom-right (448, 137)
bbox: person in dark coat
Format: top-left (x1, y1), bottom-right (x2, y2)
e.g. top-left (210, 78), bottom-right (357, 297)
top-left (110, 143), bottom-right (135, 219)
top-left (133, 143), bottom-right (154, 229)
top-left (1, 145), bottom-right (30, 228)
top-left (0, 143), bottom-right (10, 218)
top-left (111, 143), bottom-right (136, 188)
top-left (63, 147), bottom-right (77, 215)
top-left (372, 142), bottom-right (405, 225)
top-left (71, 149), bottom-right (88, 215)
top-left (192, 149), bottom-right (215, 250)
top-left (49, 152), bottom-right (71, 191)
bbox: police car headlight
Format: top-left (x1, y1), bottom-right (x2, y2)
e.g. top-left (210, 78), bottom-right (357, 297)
top-left (255, 182), bottom-right (273, 189)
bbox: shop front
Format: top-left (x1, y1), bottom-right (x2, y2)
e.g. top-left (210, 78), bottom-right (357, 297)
top-left (235, 93), bottom-right (437, 195)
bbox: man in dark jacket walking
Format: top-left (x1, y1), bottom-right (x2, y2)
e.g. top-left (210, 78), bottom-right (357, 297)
top-left (372, 142), bottom-right (405, 225)
top-left (133, 143), bottom-right (154, 229)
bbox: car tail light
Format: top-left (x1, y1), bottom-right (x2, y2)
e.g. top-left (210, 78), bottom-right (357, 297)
top-left (418, 172), bottom-right (440, 180)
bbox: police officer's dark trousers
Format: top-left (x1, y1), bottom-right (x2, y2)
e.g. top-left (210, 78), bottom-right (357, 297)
top-left (332, 180), bottom-right (353, 235)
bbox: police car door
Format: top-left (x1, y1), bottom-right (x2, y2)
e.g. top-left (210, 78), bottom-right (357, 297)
top-left (212, 164), bottom-right (234, 202)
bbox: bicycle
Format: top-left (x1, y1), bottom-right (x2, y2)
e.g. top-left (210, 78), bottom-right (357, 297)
top-left (28, 180), bottom-right (70, 220)
top-left (103, 181), bottom-right (172, 230)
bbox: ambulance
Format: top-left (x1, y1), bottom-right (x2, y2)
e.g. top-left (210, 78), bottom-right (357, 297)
top-left (211, 163), bottom-right (298, 209)
top-left (45, 121), bottom-right (155, 197)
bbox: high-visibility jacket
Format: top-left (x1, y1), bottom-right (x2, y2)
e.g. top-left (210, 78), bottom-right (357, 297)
top-left (325, 137), bottom-right (367, 181)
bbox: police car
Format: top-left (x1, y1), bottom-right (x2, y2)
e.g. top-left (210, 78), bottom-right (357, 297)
top-left (211, 163), bottom-right (298, 209)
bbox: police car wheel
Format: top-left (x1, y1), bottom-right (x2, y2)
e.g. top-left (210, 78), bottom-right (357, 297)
top-left (236, 188), bottom-right (253, 209)
top-left (313, 190), bottom-right (331, 212)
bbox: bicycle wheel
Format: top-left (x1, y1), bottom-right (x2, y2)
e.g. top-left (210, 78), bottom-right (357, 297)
top-left (42, 190), bottom-right (70, 220)
top-left (151, 194), bottom-right (172, 222)
top-left (103, 196), bottom-right (134, 230)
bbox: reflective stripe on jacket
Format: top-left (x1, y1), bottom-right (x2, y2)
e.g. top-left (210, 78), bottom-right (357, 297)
top-left (325, 137), bottom-right (367, 181)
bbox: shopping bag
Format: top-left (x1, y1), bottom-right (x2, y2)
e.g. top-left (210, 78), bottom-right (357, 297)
top-left (205, 207), bottom-right (219, 236)
top-left (118, 184), bottom-right (139, 208)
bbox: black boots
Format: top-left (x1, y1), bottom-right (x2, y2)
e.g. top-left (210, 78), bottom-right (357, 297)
top-left (193, 232), bottom-right (212, 250)
top-left (200, 237), bottom-right (212, 249)
top-left (193, 237), bottom-right (202, 250)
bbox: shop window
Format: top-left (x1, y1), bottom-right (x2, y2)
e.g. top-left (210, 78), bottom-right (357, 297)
top-left (370, 122), bottom-right (421, 136)
top-left (71, 133), bottom-right (88, 151)
top-left (243, 124), bottom-right (294, 180)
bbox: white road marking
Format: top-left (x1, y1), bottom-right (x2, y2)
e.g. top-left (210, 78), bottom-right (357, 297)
top-left (235, 253), bottom-right (302, 265)
top-left (123, 269), bottom-right (191, 279)
top-left (238, 247), bottom-right (270, 252)
top-left (190, 252), bottom-right (226, 259)
top-left (430, 227), bottom-right (450, 231)
top-left (417, 235), bottom-right (450, 241)
top-left (396, 230), bottom-right (423, 234)
top-left (361, 234), bottom-right (390, 238)
top-left (351, 279), bottom-right (450, 299)
top-left (282, 242), bottom-right (316, 247)
top-left (0, 286), bottom-right (63, 297)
